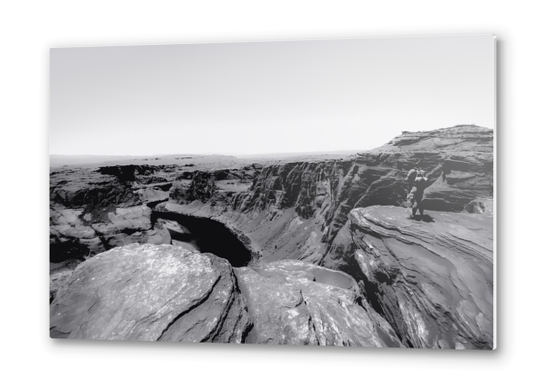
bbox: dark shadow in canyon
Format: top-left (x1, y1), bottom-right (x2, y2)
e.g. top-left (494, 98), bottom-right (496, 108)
top-left (151, 210), bottom-right (253, 267)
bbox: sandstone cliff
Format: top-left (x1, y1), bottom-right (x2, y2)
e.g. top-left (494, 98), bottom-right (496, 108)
top-left (50, 125), bottom-right (494, 348)
top-left (324, 206), bottom-right (493, 349)
top-left (162, 125), bottom-right (493, 266)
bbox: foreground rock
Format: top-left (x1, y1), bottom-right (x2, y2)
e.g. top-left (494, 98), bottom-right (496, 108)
top-left (50, 244), bottom-right (251, 342)
top-left (325, 206), bottom-right (493, 349)
top-left (236, 260), bottom-right (403, 347)
top-left (49, 126), bottom-right (494, 348)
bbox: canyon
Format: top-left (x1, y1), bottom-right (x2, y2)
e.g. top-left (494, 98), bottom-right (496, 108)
top-left (50, 125), bottom-right (494, 349)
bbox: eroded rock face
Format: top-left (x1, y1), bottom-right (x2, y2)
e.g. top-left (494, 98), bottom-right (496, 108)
top-left (324, 206), bottom-right (493, 349)
top-left (50, 168), bottom-right (142, 216)
top-left (50, 126), bottom-right (493, 268)
top-left (50, 204), bottom-right (171, 263)
top-left (235, 260), bottom-right (403, 347)
top-left (50, 244), bottom-right (251, 342)
top-left (49, 126), bottom-right (494, 348)
top-left (180, 125), bottom-right (494, 265)
top-left (376, 125), bottom-right (493, 153)
top-left (50, 166), bottom-right (176, 263)
top-left (170, 171), bottom-right (217, 204)
top-left (242, 126), bottom-right (492, 228)
top-left (374, 125), bottom-right (493, 212)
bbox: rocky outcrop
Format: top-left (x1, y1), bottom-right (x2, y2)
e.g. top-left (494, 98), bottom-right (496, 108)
top-left (231, 126), bottom-right (493, 238)
top-left (375, 125), bottom-right (493, 153)
top-left (50, 244), bottom-right (252, 342)
top-left (324, 206), bottom-right (493, 349)
top-left (50, 243), bottom-right (404, 346)
top-left (170, 171), bottom-right (217, 204)
top-left (49, 165), bottom-right (179, 263)
top-left (50, 168), bottom-right (142, 216)
top-left (236, 260), bottom-right (403, 347)
top-left (91, 205), bottom-right (152, 235)
top-left (375, 125), bottom-right (493, 212)
top-left (50, 204), bottom-right (171, 262)
top-left (49, 126), bottom-right (494, 348)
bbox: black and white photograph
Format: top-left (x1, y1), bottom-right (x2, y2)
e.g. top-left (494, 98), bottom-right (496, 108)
top-left (49, 35), bottom-right (495, 349)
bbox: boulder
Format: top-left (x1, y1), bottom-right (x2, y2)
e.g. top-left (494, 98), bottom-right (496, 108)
top-left (50, 244), bottom-right (251, 343)
top-left (235, 260), bottom-right (403, 347)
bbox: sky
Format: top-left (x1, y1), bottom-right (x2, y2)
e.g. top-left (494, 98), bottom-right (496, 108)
top-left (50, 35), bottom-right (495, 156)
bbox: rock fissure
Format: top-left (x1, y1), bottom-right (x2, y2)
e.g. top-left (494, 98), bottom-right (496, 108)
top-left (157, 273), bottom-right (223, 340)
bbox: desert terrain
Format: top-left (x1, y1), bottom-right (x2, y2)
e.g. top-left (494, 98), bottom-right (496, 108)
top-left (50, 125), bottom-right (494, 348)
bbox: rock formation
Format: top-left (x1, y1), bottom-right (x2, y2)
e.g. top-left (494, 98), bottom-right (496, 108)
top-left (324, 206), bottom-right (493, 349)
top-left (50, 125), bottom-right (494, 348)
top-left (236, 260), bottom-right (403, 347)
top-left (50, 244), bottom-right (251, 342)
top-left (159, 125), bottom-right (493, 268)
top-left (50, 243), bottom-right (403, 347)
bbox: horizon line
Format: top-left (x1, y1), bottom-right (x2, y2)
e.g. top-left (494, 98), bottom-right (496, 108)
top-left (49, 148), bottom-right (369, 158)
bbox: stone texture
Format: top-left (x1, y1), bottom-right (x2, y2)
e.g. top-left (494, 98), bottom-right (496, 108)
top-left (324, 206), bottom-right (493, 349)
top-left (235, 260), bottom-right (403, 347)
top-left (49, 165), bottom-right (179, 263)
top-left (50, 244), bottom-right (251, 343)
top-left (50, 269), bottom-right (74, 303)
top-left (91, 205), bottom-right (152, 235)
top-left (463, 198), bottom-right (494, 215)
top-left (49, 126), bottom-right (495, 348)
top-left (50, 204), bottom-right (171, 263)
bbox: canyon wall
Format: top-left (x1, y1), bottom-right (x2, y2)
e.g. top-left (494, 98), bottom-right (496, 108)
top-left (50, 125), bottom-right (494, 348)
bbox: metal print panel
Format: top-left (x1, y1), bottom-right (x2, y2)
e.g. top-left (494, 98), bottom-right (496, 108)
top-left (49, 35), bottom-right (495, 349)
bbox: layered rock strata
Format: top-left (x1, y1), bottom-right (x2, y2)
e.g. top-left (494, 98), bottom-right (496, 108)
top-left (163, 125), bottom-right (493, 266)
top-left (324, 206), bottom-right (493, 349)
top-left (49, 125), bottom-right (495, 348)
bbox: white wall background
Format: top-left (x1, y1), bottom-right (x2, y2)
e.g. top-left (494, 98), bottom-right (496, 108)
top-left (1, 1), bottom-right (539, 383)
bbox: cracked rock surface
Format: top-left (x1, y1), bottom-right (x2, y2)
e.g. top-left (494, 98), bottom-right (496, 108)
top-left (235, 260), bottom-right (403, 347)
top-left (50, 244), bottom-right (251, 343)
top-left (325, 206), bottom-right (493, 349)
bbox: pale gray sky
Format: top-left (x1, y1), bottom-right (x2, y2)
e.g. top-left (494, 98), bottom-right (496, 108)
top-left (50, 35), bottom-right (495, 156)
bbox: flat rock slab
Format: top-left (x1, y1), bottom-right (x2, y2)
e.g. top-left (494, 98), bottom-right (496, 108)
top-left (235, 260), bottom-right (403, 347)
top-left (346, 206), bottom-right (493, 349)
top-left (50, 244), bottom-right (251, 343)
